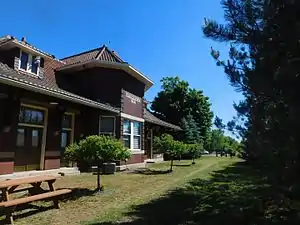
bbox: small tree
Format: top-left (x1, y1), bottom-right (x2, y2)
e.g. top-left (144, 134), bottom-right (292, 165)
top-left (64, 135), bottom-right (131, 191)
top-left (154, 134), bottom-right (185, 172)
top-left (187, 143), bottom-right (203, 164)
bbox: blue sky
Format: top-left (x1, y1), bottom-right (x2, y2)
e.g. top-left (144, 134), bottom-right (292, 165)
top-left (0, 0), bottom-right (243, 126)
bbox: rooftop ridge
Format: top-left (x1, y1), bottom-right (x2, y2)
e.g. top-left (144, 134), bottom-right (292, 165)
top-left (60, 46), bottom-right (104, 60)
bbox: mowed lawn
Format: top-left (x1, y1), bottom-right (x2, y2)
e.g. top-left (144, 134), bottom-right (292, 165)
top-left (6, 156), bottom-right (239, 225)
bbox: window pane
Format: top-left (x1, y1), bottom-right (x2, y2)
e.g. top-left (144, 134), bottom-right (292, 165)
top-left (61, 131), bottom-right (69, 148)
top-left (20, 52), bottom-right (28, 70)
top-left (123, 134), bottom-right (131, 148)
top-left (31, 56), bottom-right (38, 74)
top-left (19, 107), bottom-right (44, 125)
top-left (37, 111), bottom-right (44, 125)
top-left (123, 120), bottom-right (131, 134)
top-left (100, 117), bottom-right (114, 134)
top-left (16, 129), bottom-right (25, 147)
top-left (62, 114), bottom-right (72, 128)
top-left (133, 136), bottom-right (141, 149)
top-left (133, 122), bottom-right (141, 135)
top-left (32, 130), bottom-right (39, 147)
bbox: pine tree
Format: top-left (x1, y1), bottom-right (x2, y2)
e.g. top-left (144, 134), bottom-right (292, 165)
top-left (180, 114), bottom-right (200, 144)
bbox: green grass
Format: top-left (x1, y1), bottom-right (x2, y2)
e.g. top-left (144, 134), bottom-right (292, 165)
top-left (1, 156), bottom-right (238, 225)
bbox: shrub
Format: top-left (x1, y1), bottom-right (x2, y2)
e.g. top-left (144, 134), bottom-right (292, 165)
top-left (64, 135), bottom-right (131, 191)
top-left (154, 134), bottom-right (186, 171)
top-left (187, 143), bottom-right (203, 164)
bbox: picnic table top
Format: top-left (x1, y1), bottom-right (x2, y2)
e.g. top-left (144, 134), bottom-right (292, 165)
top-left (0, 175), bottom-right (58, 189)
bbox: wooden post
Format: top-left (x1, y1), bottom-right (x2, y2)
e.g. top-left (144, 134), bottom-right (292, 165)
top-left (47, 181), bottom-right (59, 209)
top-left (150, 128), bottom-right (153, 159)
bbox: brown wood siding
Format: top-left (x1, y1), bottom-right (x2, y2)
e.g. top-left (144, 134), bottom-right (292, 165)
top-left (121, 90), bottom-right (143, 118)
top-left (56, 67), bottom-right (146, 108)
top-left (120, 153), bottom-right (145, 165)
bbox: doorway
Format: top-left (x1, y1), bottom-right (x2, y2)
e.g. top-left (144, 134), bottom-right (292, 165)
top-left (14, 105), bottom-right (47, 172)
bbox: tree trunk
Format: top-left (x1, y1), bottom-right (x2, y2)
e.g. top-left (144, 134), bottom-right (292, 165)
top-left (192, 158), bottom-right (195, 164)
top-left (170, 158), bottom-right (174, 172)
top-left (96, 162), bottom-right (101, 192)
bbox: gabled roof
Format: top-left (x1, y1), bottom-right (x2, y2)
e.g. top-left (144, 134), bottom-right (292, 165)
top-left (60, 45), bottom-right (124, 66)
top-left (57, 45), bottom-right (154, 91)
top-left (144, 108), bottom-right (181, 131)
top-left (0, 61), bottom-right (119, 113)
top-left (0, 35), bottom-right (57, 60)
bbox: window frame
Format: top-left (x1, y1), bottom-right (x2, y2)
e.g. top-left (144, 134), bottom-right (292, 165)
top-left (19, 50), bottom-right (40, 76)
top-left (123, 119), bottom-right (142, 151)
top-left (61, 112), bottom-right (75, 148)
top-left (99, 116), bottom-right (116, 136)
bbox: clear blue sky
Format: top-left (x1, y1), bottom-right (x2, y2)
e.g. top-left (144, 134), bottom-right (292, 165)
top-left (0, 0), bottom-right (243, 126)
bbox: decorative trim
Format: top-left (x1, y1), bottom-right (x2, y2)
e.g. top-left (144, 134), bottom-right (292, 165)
top-left (0, 152), bottom-right (15, 158)
top-left (131, 150), bottom-right (145, 155)
top-left (45, 151), bottom-right (61, 157)
top-left (120, 113), bottom-right (144, 122)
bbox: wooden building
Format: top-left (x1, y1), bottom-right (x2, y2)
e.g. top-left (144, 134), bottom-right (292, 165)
top-left (0, 35), bottom-right (180, 175)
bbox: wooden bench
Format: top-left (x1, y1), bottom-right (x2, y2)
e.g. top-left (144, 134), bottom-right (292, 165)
top-left (0, 175), bottom-right (72, 225)
top-left (0, 189), bottom-right (71, 208)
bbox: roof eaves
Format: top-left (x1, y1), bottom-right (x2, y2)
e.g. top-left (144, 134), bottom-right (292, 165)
top-left (0, 68), bottom-right (119, 113)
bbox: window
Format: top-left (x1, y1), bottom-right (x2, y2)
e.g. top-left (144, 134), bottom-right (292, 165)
top-left (19, 50), bottom-right (40, 75)
top-left (20, 52), bottom-right (28, 70)
top-left (16, 129), bottom-right (25, 147)
top-left (99, 116), bottom-right (115, 136)
top-left (32, 130), bottom-right (39, 147)
top-left (123, 120), bottom-right (131, 148)
top-left (123, 119), bottom-right (142, 150)
top-left (19, 106), bottom-right (44, 125)
top-left (133, 122), bottom-right (141, 149)
top-left (61, 113), bottom-right (74, 148)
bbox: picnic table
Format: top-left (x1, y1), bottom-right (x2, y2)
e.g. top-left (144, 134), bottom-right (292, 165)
top-left (0, 175), bottom-right (71, 225)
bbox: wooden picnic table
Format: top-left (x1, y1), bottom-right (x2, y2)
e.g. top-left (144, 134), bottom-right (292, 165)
top-left (0, 175), bottom-right (71, 225)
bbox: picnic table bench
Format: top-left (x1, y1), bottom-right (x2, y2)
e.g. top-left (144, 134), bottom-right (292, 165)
top-left (0, 175), bottom-right (71, 225)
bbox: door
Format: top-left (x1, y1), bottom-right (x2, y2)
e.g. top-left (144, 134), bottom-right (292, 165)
top-left (14, 105), bottom-right (45, 172)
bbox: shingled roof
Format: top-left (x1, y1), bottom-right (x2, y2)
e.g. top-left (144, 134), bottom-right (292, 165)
top-left (0, 61), bottom-right (119, 113)
top-left (60, 45), bottom-right (124, 66)
top-left (144, 109), bottom-right (181, 130)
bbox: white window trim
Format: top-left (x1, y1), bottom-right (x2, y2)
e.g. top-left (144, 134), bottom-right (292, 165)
top-left (120, 113), bottom-right (144, 122)
top-left (19, 50), bottom-right (40, 76)
top-left (123, 119), bottom-right (142, 151)
top-left (99, 116), bottom-right (116, 136)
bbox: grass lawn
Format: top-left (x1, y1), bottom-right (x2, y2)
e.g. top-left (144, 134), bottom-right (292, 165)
top-left (1, 156), bottom-right (238, 225)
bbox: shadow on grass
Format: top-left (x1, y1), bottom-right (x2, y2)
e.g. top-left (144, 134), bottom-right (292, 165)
top-left (173, 164), bottom-right (192, 167)
top-left (0, 187), bottom-right (100, 224)
top-left (130, 168), bottom-right (172, 175)
top-left (89, 161), bottom-right (300, 225)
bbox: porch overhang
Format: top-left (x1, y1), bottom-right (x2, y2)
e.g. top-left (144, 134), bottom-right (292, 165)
top-left (144, 109), bottom-right (181, 131)
top-left (55, 60), bottom-right (154, 91)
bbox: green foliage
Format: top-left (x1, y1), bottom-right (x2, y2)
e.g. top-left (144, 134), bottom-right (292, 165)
top-left (154, 134), bottom-right (187, 171)
top-left (202, 0), bottom-right (300, 181)
top-left (64, 142), bottom-right (80, 163)
top-left (180, 114), bottom-right (200, 144)
top-left (207, 129), bottom-right (241, 157)
top-left (151, 76), bottom-right (213, 143)
top-left (187, 143), bottom-right (204, 162)
top-left (64, 135), bottom-right (131, 163)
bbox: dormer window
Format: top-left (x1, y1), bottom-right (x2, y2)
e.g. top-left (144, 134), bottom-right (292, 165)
top-left (19, 50), bottom-right (40, 76)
